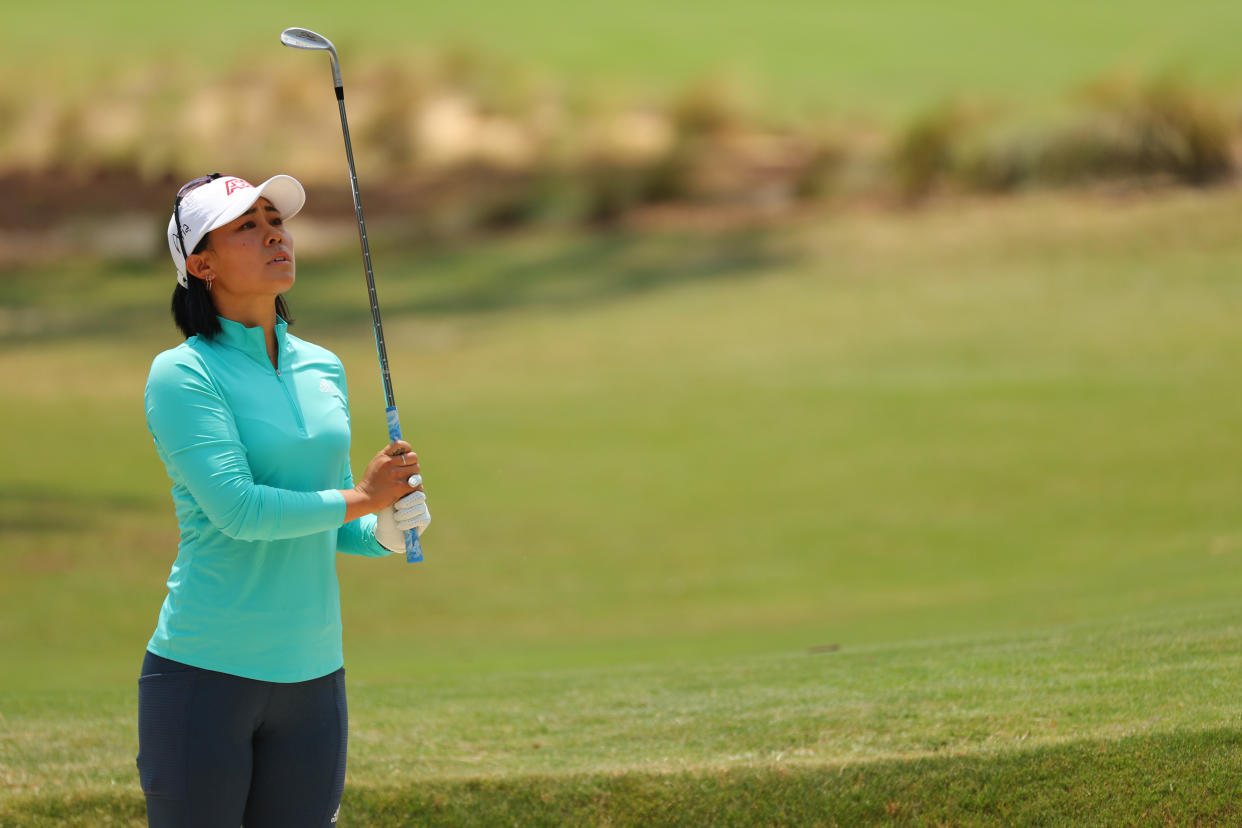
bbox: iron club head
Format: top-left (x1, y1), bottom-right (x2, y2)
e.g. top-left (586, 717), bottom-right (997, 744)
top-left (280, 27), bottom-right (334, 51)
top-left (280, 27), bottom-right (342, 87)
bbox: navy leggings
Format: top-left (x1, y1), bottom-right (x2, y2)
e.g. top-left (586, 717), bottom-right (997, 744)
top-left (136, 651), bottom-right (348, 828)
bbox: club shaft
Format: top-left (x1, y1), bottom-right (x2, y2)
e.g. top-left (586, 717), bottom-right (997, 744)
top-left (334, 87), bottom-right (397, 410)
top-left (332, 74), bottom-right (424, 563)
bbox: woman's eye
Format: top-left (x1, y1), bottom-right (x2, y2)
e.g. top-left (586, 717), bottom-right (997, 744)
top-left (272, 218), bottom-right (283, 226)
top-left (239, 221), bottom-right (255, 230)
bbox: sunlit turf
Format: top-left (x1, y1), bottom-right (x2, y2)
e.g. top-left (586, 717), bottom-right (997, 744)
top-left (6, 604), bottom-right (1242, 824)
top-left (3, 187), bottom-right (1242, 820)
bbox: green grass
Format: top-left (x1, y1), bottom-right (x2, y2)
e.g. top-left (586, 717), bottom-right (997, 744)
top-left (6, 604), bottom-right (1242, 824)
top-left (13, 0), bottom-right (1242, 119)
top-left (3, 187), bottom-right (1242, 821)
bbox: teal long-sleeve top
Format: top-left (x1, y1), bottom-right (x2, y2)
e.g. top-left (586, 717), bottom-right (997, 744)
top-left (144, 316), bottom-right (391, 683)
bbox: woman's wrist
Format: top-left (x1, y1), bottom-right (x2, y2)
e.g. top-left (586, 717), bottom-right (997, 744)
top-left (341, 487), bottom-right (380, 524)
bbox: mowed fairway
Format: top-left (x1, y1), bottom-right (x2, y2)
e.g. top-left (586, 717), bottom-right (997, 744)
top-left (12, 0), bottom-right (1242, 118)
top-left (3, 187), bottom-right (1242, 823)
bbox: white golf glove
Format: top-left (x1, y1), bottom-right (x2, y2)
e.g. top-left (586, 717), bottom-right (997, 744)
top-left (375, 481), bottom-right (431, 554)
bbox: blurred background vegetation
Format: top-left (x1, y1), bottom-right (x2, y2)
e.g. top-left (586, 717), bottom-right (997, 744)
top-left (5, 0), bottom-right (1242, 263)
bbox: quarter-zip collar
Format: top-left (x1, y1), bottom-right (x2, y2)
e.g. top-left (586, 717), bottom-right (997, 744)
top-left (214, 315), bottom-right (289, 372)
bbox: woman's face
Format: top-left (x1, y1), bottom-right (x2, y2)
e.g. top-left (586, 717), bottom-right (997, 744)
top-left (189, 197), bottom-right (295, 300)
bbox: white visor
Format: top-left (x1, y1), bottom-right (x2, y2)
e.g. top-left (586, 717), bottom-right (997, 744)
top-left (166, 174), bottom-right (306, 287)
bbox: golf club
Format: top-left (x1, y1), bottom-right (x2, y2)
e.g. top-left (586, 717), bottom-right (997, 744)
top-left (280, 26), bottom-right (423, 563)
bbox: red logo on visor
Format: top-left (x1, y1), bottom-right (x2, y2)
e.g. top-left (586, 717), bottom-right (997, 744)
top-left (225, 178), bottom-right (254, 196)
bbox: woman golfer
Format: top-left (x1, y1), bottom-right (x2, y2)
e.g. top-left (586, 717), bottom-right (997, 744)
top-left (136, 172), bottom-right (428, 827)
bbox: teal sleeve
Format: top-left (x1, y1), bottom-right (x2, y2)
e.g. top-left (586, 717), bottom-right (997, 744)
top-left (145, 352), bottom-right (347, 541)
top-left (337, 461), bottom-right (392, 557)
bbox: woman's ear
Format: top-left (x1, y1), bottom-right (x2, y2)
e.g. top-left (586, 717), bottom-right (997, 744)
top-left (186, 252), bottom-right (214, 284)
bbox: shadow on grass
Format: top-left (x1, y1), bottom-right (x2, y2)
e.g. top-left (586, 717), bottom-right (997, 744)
top-left (399, 227), bottom-right (794, 317)
top-left (0, 484), bottom-right (156, 534)
top-left (291, 226), bottom-right (798, 335)
top-left (7, 726), bottom-right (1240, 826)
top-left (0, 257), bottom-right (177, 348)
top-left (0, 227), bottom-right (796, 347)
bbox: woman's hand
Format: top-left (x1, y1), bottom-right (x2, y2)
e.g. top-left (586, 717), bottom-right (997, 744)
top-left (375, 490), bottom-right (432, 553)
top-left (342, 441), bottom-right (423, 523)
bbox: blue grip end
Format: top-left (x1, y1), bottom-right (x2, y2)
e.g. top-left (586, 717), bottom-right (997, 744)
top-left (385, 406), bottom-right (403, 442)
top-left (405, 529), bottom-right (423, 563)
top-left (386, 406), bottom-right (424, 564)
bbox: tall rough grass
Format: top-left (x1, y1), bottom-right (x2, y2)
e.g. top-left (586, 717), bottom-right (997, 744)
top-left (891, 104), bottom-right (966, 202)
top-left (964, 78), bottom-right (1234, 193)
top-left (890, 78), bottom-right (1235, 201)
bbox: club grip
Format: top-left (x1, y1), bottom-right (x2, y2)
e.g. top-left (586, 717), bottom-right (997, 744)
top-left (386, 406), bottom-right (424, 563)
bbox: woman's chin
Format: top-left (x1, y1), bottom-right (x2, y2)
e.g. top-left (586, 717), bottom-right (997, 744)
top-left (270, 270), bottom-right (296, 291)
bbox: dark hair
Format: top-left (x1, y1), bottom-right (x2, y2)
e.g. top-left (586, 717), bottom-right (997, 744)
top-left (170, 233), bottom-right (293, 339)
